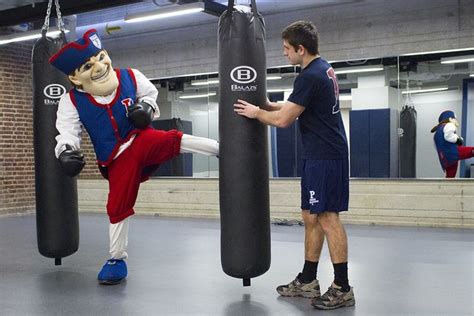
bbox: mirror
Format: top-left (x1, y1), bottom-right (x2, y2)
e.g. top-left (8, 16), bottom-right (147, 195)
top-left (150, 50), bottom-right (474, 179)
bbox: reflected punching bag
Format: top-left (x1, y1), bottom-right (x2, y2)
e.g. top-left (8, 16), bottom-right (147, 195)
top-left (218, 0), bottom-right (270, 286)
top-left (32, 33), bottom-right (79, 265)
top-left (400, 105), bottom-right (417, 178)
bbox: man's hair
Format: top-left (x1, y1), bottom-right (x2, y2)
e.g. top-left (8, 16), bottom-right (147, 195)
top-left (281, 21), bottom-right (319, 55)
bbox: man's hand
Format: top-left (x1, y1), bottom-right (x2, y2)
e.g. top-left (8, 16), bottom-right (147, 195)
top-left (58, 145), bottom-right (85, 177)
top-left (233, 99), bottom-right (260, 119)
top-left (127, 101), bottom-right (155, 129)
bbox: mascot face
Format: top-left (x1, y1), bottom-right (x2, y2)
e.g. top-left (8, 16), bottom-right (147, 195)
top-left (449, 117), bottom-right (460, 127)
top-left (68, 50), bottom-right (118, 96)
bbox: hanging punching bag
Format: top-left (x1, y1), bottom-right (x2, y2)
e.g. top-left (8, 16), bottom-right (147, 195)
top-left (400, 105), bottom-right (417, 178)
top-left (218, 0), bottom-right (270, 286)
top-left (32, 33), bottom-right (79, 265)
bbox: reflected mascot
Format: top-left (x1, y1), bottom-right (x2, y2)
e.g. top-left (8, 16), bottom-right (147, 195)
top-left (431, 110), bottom-right (474, 178)
top-left (49, 29), bottom-right (219, 284)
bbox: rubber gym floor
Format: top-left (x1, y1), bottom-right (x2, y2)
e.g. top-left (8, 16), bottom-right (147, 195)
top-left (0, 214), bottom-right (472, 315)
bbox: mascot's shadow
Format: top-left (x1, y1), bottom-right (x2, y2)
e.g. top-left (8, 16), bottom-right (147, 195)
top-left (36, 270), bottom-right (127, 303)
top-left (223, 294), bottom-right (270, 316)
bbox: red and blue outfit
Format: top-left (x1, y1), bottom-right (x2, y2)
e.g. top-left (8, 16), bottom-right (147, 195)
top-left (71, 69), bottom-right (141, 165)
top-left (50, 28), bottom-right (218, 283)
top-left (55, 68), bottom-right (182, 223)
top-left (433, 112), bottom-right (474, 178)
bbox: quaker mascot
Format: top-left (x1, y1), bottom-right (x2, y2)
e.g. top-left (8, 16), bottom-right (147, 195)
top-left (431, 110), bottom-right (474, 178)
top-left (49, 29), bottom-right (219, 284)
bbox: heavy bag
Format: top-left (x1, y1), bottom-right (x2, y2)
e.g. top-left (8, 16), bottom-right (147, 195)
top-left (218, 0), bottom-right (270, 286)
top-left (32, 34), bottom-right (79, 264)
top-left (399, 105), bottom-right (417, 178)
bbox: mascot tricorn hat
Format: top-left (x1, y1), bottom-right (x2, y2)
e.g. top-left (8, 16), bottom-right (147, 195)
top-left (49, 29), bottom-right (103, 75)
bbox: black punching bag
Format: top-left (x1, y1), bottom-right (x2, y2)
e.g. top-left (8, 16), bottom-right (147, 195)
top-left (218, 0), bottom-right (270, 286)
top-left (400, 105), bottom-right (417, 178)
top-left (32, 34), bottom-right (79, 265)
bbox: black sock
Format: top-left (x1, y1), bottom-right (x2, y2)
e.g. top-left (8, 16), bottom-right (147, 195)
top-left (333, 262), bottom-right (350, 292)
top-left (300, 260), bottom-right (318, 283)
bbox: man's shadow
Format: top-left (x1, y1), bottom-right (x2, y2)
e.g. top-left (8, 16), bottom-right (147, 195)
top-left (276, 295), bottom-right (356, 316)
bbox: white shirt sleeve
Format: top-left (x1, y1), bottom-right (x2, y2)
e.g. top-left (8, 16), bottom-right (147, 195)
top-left (443, 122), bottom-right (459, 143)
top-left (132, 68), bottom-right (160, 119)
top-left (55, 93), bottom-right (83, 158)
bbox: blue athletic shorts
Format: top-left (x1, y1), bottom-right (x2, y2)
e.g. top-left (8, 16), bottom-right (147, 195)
top-left (300, 159), bottom-right (349, 214)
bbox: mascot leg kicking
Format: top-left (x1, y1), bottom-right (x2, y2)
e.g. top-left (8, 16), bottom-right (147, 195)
top-left (49, 29), bottom-right (219, 285)
top-left (431, 110), bottom-right (474, 178)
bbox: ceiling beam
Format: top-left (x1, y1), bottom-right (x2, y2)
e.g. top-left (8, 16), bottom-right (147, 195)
top-left (177, 0), bottom-right (227, 17)
top-left (203, 0), bottom-right (227, 17)
top-left (0, 0), bottom-right (144, 27)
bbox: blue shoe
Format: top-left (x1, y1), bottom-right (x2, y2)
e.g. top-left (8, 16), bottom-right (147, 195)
top-left (97, 259), bottom-right (127, 285)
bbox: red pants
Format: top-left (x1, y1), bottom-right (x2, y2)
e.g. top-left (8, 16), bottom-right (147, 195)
top-left (445, 146), bottom-right (474, 178)
top-left (106, 128), bottom-right (183, 223)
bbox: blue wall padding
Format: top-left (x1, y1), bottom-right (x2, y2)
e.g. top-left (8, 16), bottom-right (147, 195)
top-left (271, 121), bottom-right (303, 177)
top-left (369, 109), bottom-right (391, 177)
top-left (151, 119), bottom-right (193, 176)
top-left (276, 123), bottom-right (297, 177)
top-left (349, 110), bottom-right (370, 177)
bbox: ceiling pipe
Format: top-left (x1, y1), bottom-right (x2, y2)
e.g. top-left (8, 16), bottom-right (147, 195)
top-left (75, 0), bottom-right (225, 39)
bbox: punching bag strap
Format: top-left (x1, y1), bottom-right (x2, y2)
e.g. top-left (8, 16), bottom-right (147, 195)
top-left (226, 0), bottom-right (259, 17)
top-left (250, 0), bottom-right (259, 17)
top-left (225, 0), bottom-right (234, 16)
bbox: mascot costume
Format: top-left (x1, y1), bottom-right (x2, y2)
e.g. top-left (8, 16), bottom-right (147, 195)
top-left (49, 29), bottom-right (219, 284)
top-left (431, 110), bottom-right (474, 178)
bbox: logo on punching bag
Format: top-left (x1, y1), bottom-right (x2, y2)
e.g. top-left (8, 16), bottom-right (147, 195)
top-left (230, 65), bottom-right (258, 91)
top-left (231, 66), bottom-right (257, 83)
top-left (43, 83), bottom-right (66, 105)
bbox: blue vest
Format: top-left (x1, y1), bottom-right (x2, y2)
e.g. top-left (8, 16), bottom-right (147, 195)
top-left (71, 69), bottom-right (139, 165)
top-left (434, 123), bottom-right (459, 168)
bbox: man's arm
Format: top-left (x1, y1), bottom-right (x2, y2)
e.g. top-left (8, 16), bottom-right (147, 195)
top-left (261, 99), bottom-right (283, 112)
top-left (234, 99), bottom-right (305, 128)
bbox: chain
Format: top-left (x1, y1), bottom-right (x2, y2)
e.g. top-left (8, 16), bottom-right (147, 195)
top-left (39, 0), bottom-right (67, 41)
top-left (55, 0), bottom-right (65, 33)
top-left (41, 0), bottom-right (54, 35)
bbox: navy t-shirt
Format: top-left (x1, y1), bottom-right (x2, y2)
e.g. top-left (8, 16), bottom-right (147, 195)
top-left (288, 57), bottom-right (348, 160)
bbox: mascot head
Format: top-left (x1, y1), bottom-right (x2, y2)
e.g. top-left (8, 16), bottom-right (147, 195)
top-left (438, 110), bottom-right (459, 127)
top-left (49, 29), bottom-right (119, 96)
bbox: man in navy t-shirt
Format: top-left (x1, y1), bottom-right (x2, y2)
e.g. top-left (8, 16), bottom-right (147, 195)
top-left (234, 20), bottom-right (354, 310)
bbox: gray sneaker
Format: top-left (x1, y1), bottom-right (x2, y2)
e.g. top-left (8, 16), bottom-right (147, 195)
top-left (311, 282), bottom-right (355, 310)
top-left (276, 273), bottom-right (321, 298)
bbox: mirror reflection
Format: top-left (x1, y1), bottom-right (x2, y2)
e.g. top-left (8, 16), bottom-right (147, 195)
top-left (150, 50), bottom-right (474, 179)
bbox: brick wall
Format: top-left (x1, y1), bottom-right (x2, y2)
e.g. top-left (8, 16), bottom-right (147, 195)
top-left (0, 41), bottom-right (100, 216)
top-left (0, 42), bottom-right (35, 215)
top-left (80, 131), bottom-right (101, 178)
